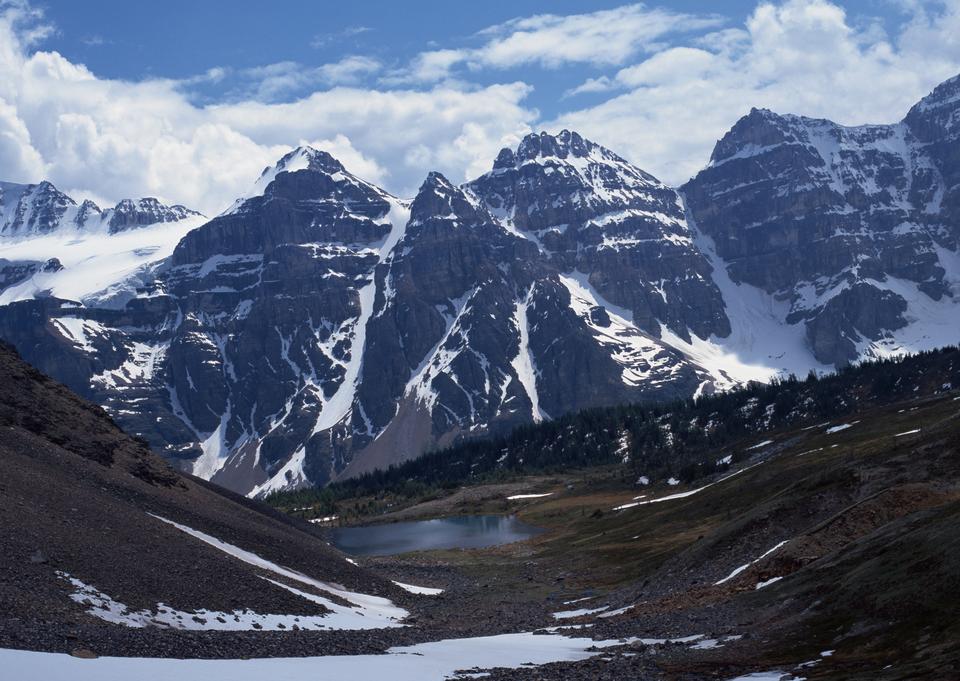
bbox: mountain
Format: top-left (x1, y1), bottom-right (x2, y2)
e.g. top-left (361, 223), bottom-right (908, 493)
top-left (682, 74), bottom-right (960, 366)
top-left (0, 340), bottom-right (417, 659)
top-left (0, 181), bottom-right (85, 236)
top-left (0, 180), bottom-right (201, 238)
top-left (0, 75), bottom-right (958, 496)
top-left (0, 144), bottom-right (715, 496)
top-left (0, 182), bottom-right (205, 307)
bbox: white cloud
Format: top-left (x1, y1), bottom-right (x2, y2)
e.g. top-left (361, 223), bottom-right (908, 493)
top-left (552, 0), bottom-right (960, 185)
top-left (209, 83), bottom-right (535, 197)
top-left (310, 25), bottom-right (371, 49)
top-left (0, 0), bottom-right (959, 217)
top-left (0, 98), bottom-right (44, 182)
top-left (397, 4), bottom-right (725, 83)
top-left (0, 5), bottom-right (535, 214)
top-left (245, 56), bottom-right (383, 101)
top-left (473, 4), bottom-right (723, 69)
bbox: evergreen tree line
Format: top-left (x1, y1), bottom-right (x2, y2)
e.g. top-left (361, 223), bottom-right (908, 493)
top-left (268, 345), bottom-right (959, 509)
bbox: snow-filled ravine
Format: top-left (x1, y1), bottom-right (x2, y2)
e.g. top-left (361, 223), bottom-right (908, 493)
top-left (0, 632), bottom-right (635, 681)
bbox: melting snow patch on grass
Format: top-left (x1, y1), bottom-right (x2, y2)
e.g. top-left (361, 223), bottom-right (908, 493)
top-left (506, 493), bottom-right (553, 500)
top-left (614, 462), bottom-right (764, 511)
top-left (825, 421), bottom-right (858, 434)
top-left (895, 428), bottom-right (921, 437)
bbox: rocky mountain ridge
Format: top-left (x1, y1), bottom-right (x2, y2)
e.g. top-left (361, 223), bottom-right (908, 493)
top-left (0, 180), bottom-right (201, 237)
top-left (682, 73), bottom-right (960, 365)
top-left (0, 75), bottom-right (958, 495)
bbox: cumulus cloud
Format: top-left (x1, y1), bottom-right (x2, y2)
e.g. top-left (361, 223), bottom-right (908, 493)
top-left (0, 4), bottom-right (535, 214)
top-left (244, 56), bottom-right (383, 101)
top-left (395, 4), bottom-right (724, 83)
top-left (1, 0), bottom-right (959, 215)
top-left (551, 0), bottom-right (960, 185)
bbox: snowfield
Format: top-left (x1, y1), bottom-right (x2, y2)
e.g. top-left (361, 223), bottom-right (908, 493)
top-left (0, 215), bottom-right (207, 307)
top-left (0, 632), bottom-right (640, 681)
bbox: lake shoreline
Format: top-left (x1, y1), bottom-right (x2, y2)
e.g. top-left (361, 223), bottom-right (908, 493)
top-left (329, 514), bottom-right (544, 556)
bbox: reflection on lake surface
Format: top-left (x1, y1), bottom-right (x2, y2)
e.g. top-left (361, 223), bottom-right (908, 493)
top-left (329, 515), bottom-right (543, 556)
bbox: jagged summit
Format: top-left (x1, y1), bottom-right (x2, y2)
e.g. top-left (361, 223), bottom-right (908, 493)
top-left (490, 129), bottom-right (656, 183)
top-left (468, 127), bottom-right (729, 343)
top-left (908, 71), bottom-right (960, 115)
top-left (268, 145), bottom-right (346, 177)
top-left (410, 171), bottom-right (488, 225)
top-left (225, 145), bottom-right (392, 218)
top-left (511, 129), bottom-right (598, 163)
top-left (0, 180), bottom-right (78, 237)
top-left (0, 179), bottom-right (203, 238)
top-left (107, 197), bottom-right (202, 234)
top-left (684, 71), bottom-right (960, 366)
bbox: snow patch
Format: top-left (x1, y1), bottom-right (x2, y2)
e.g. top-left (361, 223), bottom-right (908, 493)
top-left (148, 514), bottom-right (408, 627)
top-left (511, 286), bottom-right (546, 422)
top-left (716, 540), bottom-right (790, 585)
top-left (391, 581), bottom-right (444, 596)
top-left (0, 631), bottom-right (645, 681)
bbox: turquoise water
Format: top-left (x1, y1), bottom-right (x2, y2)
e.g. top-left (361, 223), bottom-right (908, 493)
top-left (329, 515), bottom-right (543, 556)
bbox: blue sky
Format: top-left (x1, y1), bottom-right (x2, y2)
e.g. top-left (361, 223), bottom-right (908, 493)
top-left (39, 0), bottom-right (906, 115)
top-left (2, 1), bottom-right (959, 213)
top-left (39, 1), bottom-right (764, 112)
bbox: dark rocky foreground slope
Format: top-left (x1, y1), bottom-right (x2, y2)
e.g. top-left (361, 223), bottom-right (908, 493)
top-left (0, 341), bottom-right (427, 658)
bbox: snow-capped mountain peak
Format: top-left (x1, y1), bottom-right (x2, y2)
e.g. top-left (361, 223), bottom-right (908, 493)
top-left (224, 145), bottom-right (391, 217)
top-left (0, 180), bottom-right (80, 237)
top-left (0, 74), bottom-right (959, 497)
top-left (105, 197), bottom-right (202, 234)
top-left (0, 179), bottom-right (206, 307)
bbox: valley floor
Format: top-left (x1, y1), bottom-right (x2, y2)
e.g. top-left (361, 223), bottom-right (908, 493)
top-left (282, 388), bottom-right (960, 679)
top-left (5, 356), bottom-right (960, 679)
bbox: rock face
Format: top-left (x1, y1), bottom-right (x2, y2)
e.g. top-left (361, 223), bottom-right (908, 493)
top-left (682, 75), bottom-right (960, 365)
top-left (467, 130), bottom-right (729, 342)
top-left (0, 181), bottom-right (80, 236)
top-left (107, 198), bottom-right (201, 234)
top-left (0, 181), bottom-right (200, 238)
top-left (0, 74), bottom-right (959, 496)
top-left (0, 257), bottom-right (61, 293)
